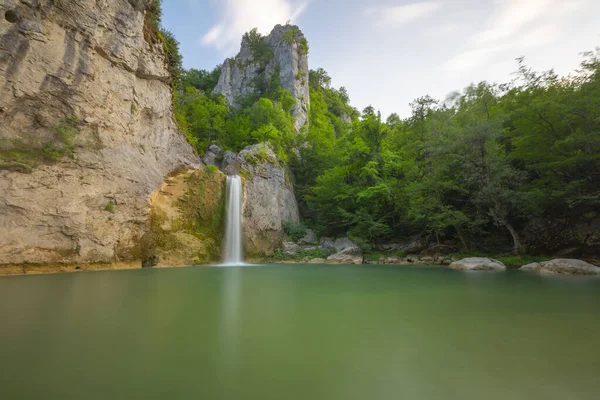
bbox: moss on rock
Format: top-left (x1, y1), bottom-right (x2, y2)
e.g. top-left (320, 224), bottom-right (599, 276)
top-left (142, 167), bottom-right (226, 266)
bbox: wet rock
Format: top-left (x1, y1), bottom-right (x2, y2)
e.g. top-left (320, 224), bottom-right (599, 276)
top-left (449, 258), bottom-right (506, 271)
top-left (520, 259), bottom-right (600, 275)
top-left (308, 258), bottom-right (326, 264)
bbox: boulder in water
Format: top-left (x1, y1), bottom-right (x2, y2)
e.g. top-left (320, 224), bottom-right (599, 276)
top-left (520, 259), bottom-right (600, 275)
top-left (449, 257), bottom-right (506, 271)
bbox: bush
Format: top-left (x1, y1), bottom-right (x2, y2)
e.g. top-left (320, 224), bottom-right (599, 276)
top-left (284, 221), bottom-right (308, 242)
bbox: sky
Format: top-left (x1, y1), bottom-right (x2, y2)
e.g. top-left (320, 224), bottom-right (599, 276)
top-left (162, 0), bottom-right (600, 118)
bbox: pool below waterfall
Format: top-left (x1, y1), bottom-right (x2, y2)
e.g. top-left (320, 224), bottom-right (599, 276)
top-left (1, 264), bottom-right (599, 399)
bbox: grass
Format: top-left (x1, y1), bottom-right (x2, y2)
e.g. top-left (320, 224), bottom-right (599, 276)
top-left (104, 201), bottom-right (115, 213)
top-left (0, 116), bottom-right (79, 173)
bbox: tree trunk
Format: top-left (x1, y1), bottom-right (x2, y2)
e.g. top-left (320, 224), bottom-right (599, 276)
top-left (504, 221), bottom-right (524, 255)
top-left (455, 225), bottom-right (470, 251)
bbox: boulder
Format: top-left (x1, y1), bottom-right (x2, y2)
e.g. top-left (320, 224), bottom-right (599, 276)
top-left (333, 237), bottom-right (359, 253)
top-left (221, 151), bottom-right (238, 174)
top-left (449, 258), bottom-right (506, 271)
top-left (319, 237), bottom-right (336, 254)
top-left (201, 144), bottom-right (223, 167)
top-left (282, 242), bottom-right (299, 256)
top-left (520, 259), bottom-right (600, 275)
top-left (327, 247), bottom-right (364, 265)
top-left (297, 229), bottom-right (318, 245)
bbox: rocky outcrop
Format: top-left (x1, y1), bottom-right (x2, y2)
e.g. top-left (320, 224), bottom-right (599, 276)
top-left (142, 168), bottom-right (226, 267)
top-left (449, 258), bottom-right (506, 271)
top-left (0, 0), bottom-right (199, 266)
top-left (326, 237), bottom-right (363, 264)
top-left (327, 247), bottom-right (363, 265)
top-left (228, 143), bottom-right (299, 256)
top-left (523, 214), bottom-right (600, 261)
top-left (520, 259), bottom-right (600, 275)
top-left (214, 24), bottom-right (310, 130)
top-left (297, 229), bottom-right (317, 246)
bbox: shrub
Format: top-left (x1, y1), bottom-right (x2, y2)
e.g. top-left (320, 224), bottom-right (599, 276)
top-left (104, 201), bottom-right (115, 212)
top-left (284, 221), bottom-right (308, 242)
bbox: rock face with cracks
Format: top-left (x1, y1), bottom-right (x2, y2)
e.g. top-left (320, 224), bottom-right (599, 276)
top-left (0, 0), bottom-right (199, 266)
top-left (214, 24), bottom-right (310, 131)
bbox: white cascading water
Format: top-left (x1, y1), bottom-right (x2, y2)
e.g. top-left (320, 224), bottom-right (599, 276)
top-left (223, 175), bottom-right (244, 265)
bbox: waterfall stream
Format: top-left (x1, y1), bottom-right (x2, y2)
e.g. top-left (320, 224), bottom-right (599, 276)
top-left (223, 175), bottom-right (244, 265)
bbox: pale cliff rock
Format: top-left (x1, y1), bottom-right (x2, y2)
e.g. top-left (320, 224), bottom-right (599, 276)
top-left (214, 24), bottom-right (310, 131)
top-left (225, 143), bottom-right (299, 256)
top-left (0, 0), bottom-right (199, 266)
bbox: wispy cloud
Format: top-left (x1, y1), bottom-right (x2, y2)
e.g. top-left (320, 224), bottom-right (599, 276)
top-left (443, 0), bottom-right (589, 72)
top-left (366, 1), bottom-right (443, 27)
top-left (200, 0), bottom-right (309, 55)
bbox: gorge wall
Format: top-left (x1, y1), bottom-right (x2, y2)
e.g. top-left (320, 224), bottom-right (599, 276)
top-left (214, 24), bottom-right (310, 131)
top-left (203, 143), bottom-right (300, 257)
top-left (0, 0), bottom-right (200, 266)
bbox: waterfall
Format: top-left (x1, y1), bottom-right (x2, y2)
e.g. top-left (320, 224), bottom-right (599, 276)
top-left (223, 175), bottom-right (244, 265)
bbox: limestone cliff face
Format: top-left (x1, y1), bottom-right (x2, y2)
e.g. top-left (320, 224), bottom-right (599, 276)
top-left (206, 143), bottom-right (300, 256)
top-left (144, 168), bottom-right (226, 266)
top-left (0, 0), bottom-right (199, 265)
top-left (214, 24), bottom-right (310, 131)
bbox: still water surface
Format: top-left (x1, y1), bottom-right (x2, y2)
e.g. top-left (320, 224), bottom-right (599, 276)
top-left (1, 264), bottom-right (599, 399)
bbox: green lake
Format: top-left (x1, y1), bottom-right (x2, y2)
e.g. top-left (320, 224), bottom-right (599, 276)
top-left (1, 264), bottom-right (599, 399)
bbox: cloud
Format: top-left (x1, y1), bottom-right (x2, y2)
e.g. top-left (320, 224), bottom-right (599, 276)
top-left (443, 0), bottom-right (589, 73)
top-left (200, 0), bottom-right (309, 55)
top-left (366, 1), bottom-right (443, 27)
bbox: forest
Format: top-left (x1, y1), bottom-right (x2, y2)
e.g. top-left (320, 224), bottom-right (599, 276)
top-left (156, 5), bottom-right (599, 256)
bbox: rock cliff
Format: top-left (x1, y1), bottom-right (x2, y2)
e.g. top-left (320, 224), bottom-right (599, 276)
top-left (0, 0), bottom-right (199, 266)
top-left (214, 24), bottom-right (310, 131)
top-left (207, 143), bottom-right (299, 256)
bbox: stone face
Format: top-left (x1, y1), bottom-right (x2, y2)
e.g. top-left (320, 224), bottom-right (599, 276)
top-left (297, 229), bottom-right (318, 245)
top-left (213, 24), bottom-right (310, 131)
top-left (143, 168), bottom-right (226, 267)
top-left (520, 259), bottom-right (600, 275)
top-left (523, 215), bottom-right (600, 260)
top-left (327, 247), bottom-right (363, 265)
top-left (333, 237), bottom-right (358, 253)
top-left (449, 258), bottom-right (506, 271)
top-left (237, 143), bottom-right (299, 256)
top-left (202, 144), bottom-right (223, 167)
top-left (282, 241), bottom-right (299, 256)
top-left (0, 0), bottom-right (199, 266)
